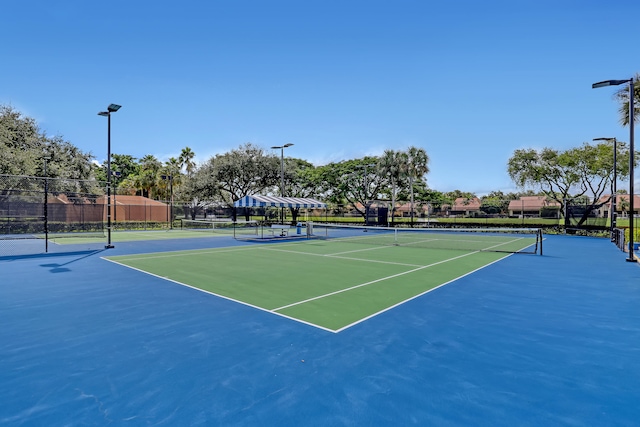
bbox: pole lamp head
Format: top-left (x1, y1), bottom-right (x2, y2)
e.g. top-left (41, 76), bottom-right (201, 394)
top-left (98, 104), bottom-right (122, 116)
top-left (592, 80), bottom-right (631, 89)
top-left (271, 143), bottom-right (295, 150)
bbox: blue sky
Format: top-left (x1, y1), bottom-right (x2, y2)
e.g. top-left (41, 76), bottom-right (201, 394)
top-left (2, 0), bottom-right (638, 195)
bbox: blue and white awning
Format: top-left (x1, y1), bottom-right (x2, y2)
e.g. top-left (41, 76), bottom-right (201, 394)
top-left (234, 195), bottom-right (326, 208)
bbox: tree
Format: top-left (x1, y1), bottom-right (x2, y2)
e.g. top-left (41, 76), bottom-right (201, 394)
top-left (0, 105), bottom-right (41, 176)
top-left (480, 195), bottom-right (508, 216)
top-left (415, 188), bottom-right (446, 217)
top-left (1, 105), bottom-right (99, 199)
top-left (334, 157), bottom-right (386, 220)
top-left (508, 142), bottom-right (638, 226)
top-left (41, 135), bottom-right (100, 196)
top-left (157, 157), bottom-right (182, 200)
top-left (179, 146), bottom-right (196, 177)
top-left (402, 146), bottom-right (430, 223)
top-left (509, 147), bottom-right (576, 226)
top-left (180, 168), bottom-right (216, 220)
top-left (104, 154), bottom-right (139, 195)
top-left (285, 158), bottom-right (318, 198)
top-left (137, 154), bottom-right (162, 198)
top-left (110, 154), bottom-right (139, 178)
top-left (283, 158), bottom-right (321, 222)
top-left (378, 149), bottom-right (407, 224)
top-left (194, 143), bottom-right (280, 220)
top-left (444, 190), bottom-right (476, 201)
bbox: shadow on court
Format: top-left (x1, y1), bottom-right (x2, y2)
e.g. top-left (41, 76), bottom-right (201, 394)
top-left (38, 250), bottom-right (106, 273)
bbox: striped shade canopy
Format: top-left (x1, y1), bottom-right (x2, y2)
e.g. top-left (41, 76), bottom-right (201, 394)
top-left (234, 195), bottom-right (326, 208)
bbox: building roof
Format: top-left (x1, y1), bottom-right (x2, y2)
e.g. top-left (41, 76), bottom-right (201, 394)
top-left (451, 197), bottom-right (481, 211)
top-left (508, 196), bottom-right (559, 210)
top-left (96, 195), bottom-right (167, 206)
top-left (597, 194), bottom-right (640, 208)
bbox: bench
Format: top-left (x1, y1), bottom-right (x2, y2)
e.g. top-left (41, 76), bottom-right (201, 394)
top-left (270, 224), bottom-right (290, 237)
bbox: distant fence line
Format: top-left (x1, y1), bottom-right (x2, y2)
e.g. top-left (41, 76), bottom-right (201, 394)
top-left (0, 174), bottom-right (617, 233)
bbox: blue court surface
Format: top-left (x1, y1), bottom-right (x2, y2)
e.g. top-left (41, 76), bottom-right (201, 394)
top-left (1, 234), bottom-right (639, 426)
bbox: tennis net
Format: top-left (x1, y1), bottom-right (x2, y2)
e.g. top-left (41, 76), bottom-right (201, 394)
top-left (180, 219), bottom-right (259, 237)
top-left (309, 224), bottom-right (543, 254)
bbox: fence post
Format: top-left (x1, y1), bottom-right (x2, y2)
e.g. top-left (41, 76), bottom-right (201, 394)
top-left (43, 176), bottom-right (48, 252)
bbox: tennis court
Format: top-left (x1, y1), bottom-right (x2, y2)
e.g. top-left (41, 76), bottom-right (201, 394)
top-left (106, 227), bottom-right (541, 332)
top-left (2, 230), bottom-right (640, 426)
top-left (0, 221), bottom-right (255, 257)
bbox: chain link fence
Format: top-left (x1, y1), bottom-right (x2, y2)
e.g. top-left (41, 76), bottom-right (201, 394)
top-left (2, 174), bottom-right (627, 256)
top-left (0, 174), bottom-right (106, 236)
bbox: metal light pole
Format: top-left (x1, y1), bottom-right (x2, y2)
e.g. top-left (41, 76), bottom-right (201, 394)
top-left (161, 175), bottom-right (173, 229)
top-left (43, 156), bottom-right (50, 252)
top-left (271, 143), bottom-right (294, 224)
top-left (98, 103), bottom-right (122, 249)
top-left (594, 137), bottom-right (617, 239)
top-left (111, 171), bottom-right (121, 226)
top-left (593, 78), bottom-right (635, 262)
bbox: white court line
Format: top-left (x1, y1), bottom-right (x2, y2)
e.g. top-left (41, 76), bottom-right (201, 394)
top-left (103, 236), bottom-right (533, 333)
top-left (272, 250), bottom-right (479, 312)
top-left (333, 253), bottom-right (513, 333)
top-left (103, 257), bottom-right (337, 333)
top-left (325, 245), bottom-right (397, 256)
top-left (259, 246), bottom-right (424, 267)
top-left (321, 233), bottom-right (532, 251)
top-left (105, 245), bottom-right (262, 262)
top-left (484, 237), bottom-right (528, 250)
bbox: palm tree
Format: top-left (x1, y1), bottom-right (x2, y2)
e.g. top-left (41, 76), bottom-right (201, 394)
top-left (138, 155), bottom-right (161, 198)
top-left (166, 156), bottom-right (181, 175)
top-left (614, 73), bottom-right (640, 126)
top-left (179, 147), bottom-right (196, 177)
top-left (157, 157), bottom-right (182, 200)
top-left (403, 146), bottom-right (430, 224)
top-left (378, 149), bottom-right (404, 225)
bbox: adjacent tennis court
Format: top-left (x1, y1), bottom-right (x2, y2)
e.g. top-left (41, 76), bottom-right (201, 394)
top-left (106, 227), bottom-right (541, 331)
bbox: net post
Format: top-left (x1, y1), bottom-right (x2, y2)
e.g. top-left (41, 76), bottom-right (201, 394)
top-left (538, 229), bottom-right (543, 256)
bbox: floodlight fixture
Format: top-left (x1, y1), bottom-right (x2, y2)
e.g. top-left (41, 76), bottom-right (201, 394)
top-left (107, 104), bottom-right (122, 112)
top-left (592, 80), bottom-right (631, 89)
top-left (271, 143), bottom-right (295, 149)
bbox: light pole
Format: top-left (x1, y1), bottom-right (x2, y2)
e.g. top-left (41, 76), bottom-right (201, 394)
top-left (161, 175), bottom-right (173, 229)
top-left (43, 156), bottom-right (50, 252)
top-left (271, 143), bottom-right (294, 224)
top-left (98, 103), bottom-right (122, 249)
top-left (594, 137), bottom-right (617, 239)
top-left (593, 78), bottom-right (635, 262)
top-left (111, 171), bottom-right (121, 226)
